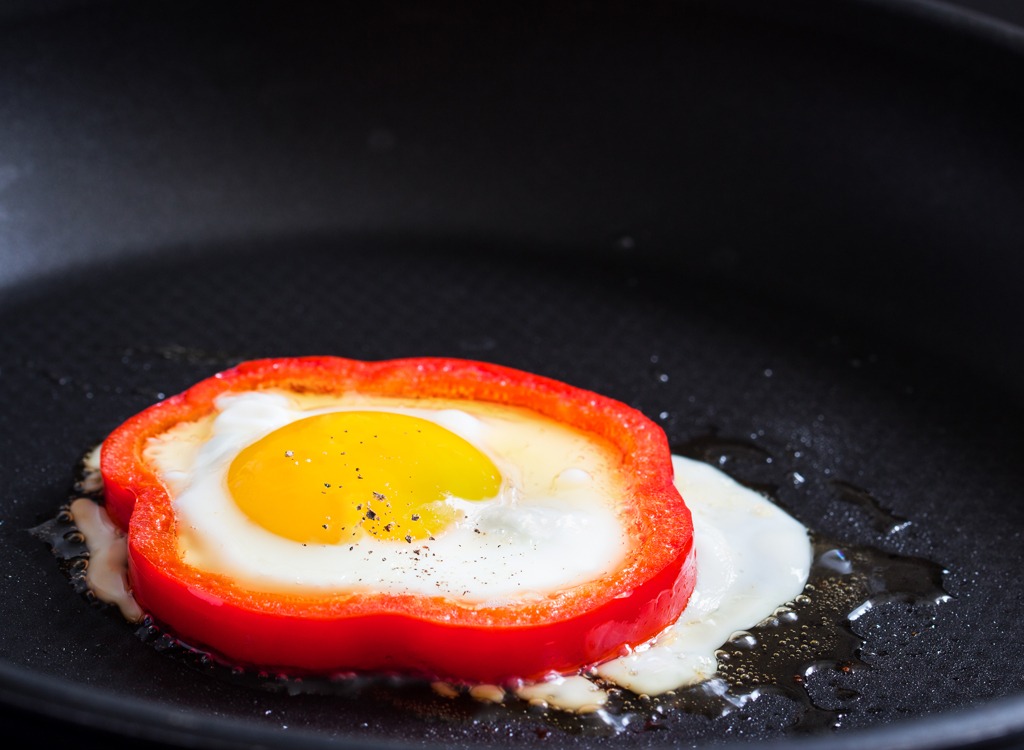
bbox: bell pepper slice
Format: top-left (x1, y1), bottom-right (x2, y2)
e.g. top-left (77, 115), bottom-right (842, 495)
top-left (101, 357), bottom-right (696, 683)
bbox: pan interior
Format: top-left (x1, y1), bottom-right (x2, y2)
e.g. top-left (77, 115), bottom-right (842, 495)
top-left (0, 238), bottom-right (1022, 749)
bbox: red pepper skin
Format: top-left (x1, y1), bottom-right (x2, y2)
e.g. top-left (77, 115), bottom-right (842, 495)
top-left (101, 357), bottom-right (696, 683)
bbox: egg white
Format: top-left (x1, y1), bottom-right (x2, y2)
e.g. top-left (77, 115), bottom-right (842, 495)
top-left (144, 390), bottom-right (631, 602)
top-left (593, 455), bottom-right (811, 693)
top-left (514, 454), bottom-right (812, 709)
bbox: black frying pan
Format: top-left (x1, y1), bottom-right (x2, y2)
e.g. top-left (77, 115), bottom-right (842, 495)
top-left (1, 1), bottom-right (1023, 748)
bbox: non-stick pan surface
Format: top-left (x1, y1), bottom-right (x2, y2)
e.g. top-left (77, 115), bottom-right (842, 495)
top-left (1, 2), bottom-right (1023, 749)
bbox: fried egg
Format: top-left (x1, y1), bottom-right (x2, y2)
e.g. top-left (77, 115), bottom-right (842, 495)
top-left (145, 390), bottom-right (630, 601)
top-left (77, 440), bottom-right (811, 709)
top-left (69, 355), bottom-right (812, 710)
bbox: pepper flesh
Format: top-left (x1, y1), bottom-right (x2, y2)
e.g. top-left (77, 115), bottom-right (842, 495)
top-left (101, 357), bottom-right (696, 683)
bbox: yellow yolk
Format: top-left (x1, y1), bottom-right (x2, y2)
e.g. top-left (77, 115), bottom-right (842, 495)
top-left (227, 411), bottom-right (502, 544)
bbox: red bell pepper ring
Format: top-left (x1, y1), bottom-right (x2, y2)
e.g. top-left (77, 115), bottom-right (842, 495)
top-left (101, 357), bottom-right (696, 684)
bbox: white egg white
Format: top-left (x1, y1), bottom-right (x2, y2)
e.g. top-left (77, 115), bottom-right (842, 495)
top-left (519, 455), bottom-right (812, 708)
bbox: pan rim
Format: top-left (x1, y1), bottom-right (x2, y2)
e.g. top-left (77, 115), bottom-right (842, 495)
top-left (4, 659), bottom-right (1024, 750)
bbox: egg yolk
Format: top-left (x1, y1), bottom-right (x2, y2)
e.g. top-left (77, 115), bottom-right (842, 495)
top-left (227, 411), bottom-right (502, 544)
